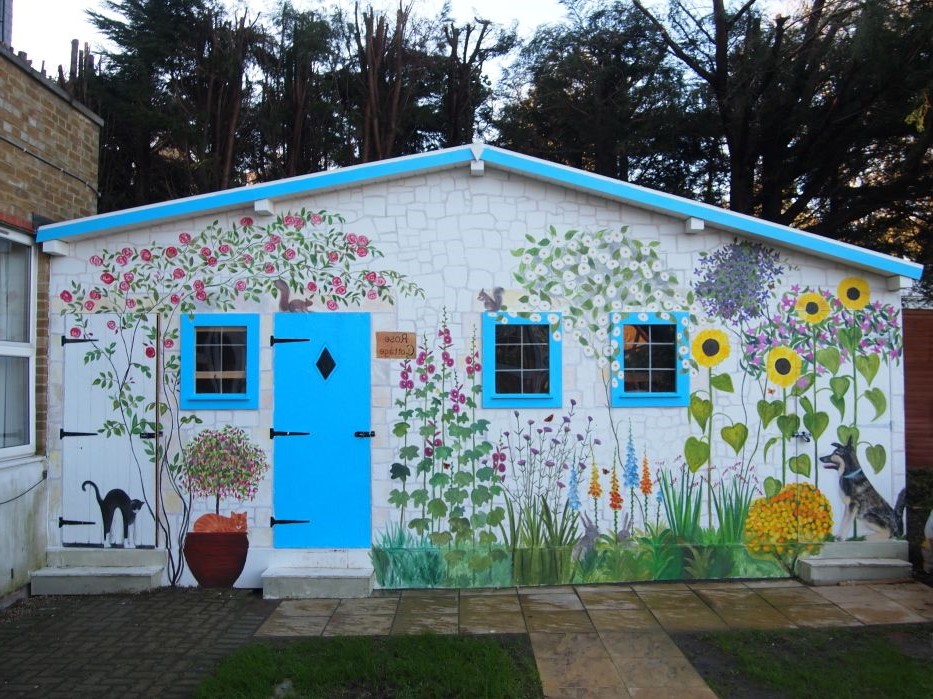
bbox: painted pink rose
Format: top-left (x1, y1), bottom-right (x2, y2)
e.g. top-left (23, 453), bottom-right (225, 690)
top-left (170, 294), bottom-right (181, 305)
top-left (172, 268), bottom-right (185, 279)
top-left (69, 327), bottom-right (81, 338)
top-left (107, 320), bottom-right (117, 331)
top-left (326, 299), bottom-right (338, 311)
top-left (195, 289), bottom-right (207, 301)
top-left (121, 247), bottom-right (132, 257)
top-left (239, 216), bottom-right (254, 227)
top-left (356, 247), bottom-right (368, 257)
top-left (331, 276), bottom-right (343, 287)
top-left (376, 275), bottom-right (386, 286)
top-left (89, 255), bottom-right (104, 267)
top-left (145, 346), bottom-right (156, 358)
top-left (207, 256), bottom-right (218, 267)
top-left (165, 246), bottom-right (178, 259)
top-left (100, 272), bottom-right (115, 284)
top-left (310, 214), bottom-right (322, 225)
top-left (84, 300), bottom-right (95, 311)
top-left (270, 235), bottom-right (281, 245)
top-left (263, 242), bottom-right (276, 253)
top-left (264, 263), bottom-right (275, 274)
top-left (347, 233), bottom-right (359, 244)
top-left (327, 251), bottom-right (339, 263)
top-left (367, 289), bottom-right (377, 300)
top-left (89, 289), bottom-right (101, 300)
top-left (336, 286), bottom-right (347, 295)
top-left (234, 279), bottom-right (247, 292)
top-left (179, 232), bottom-right (192, 244)
top-left (119, 281), bottom-right (130, 292)
top-left (126, 299), bottom-right (136, 309)
top-left (140, 249), bottom-right (153, 261)
top-left (218, 243), bottom-right (231, 254)
top-left (365, 271), bottom-right (377, 283)
top-left (306, 281), bottom-right (318, 292)
top-left (123, 272), bottom-right (134, 283)
top-left (163, 338), bottom-right (175, 349)
top-left (358, 235), bottom-right (369, 246)
top-left (242, 253), bottom-right (253, 264)
top-left (116, 255), bottom-right (128, 266)
top-left (59, 290), bottom-right (73, 302)
top-left (193, 280), bottom-right (205, 291)
top-left (283, 248), bottom-right (296, 260)
top-left (199, 246), bottom-right (211, 258)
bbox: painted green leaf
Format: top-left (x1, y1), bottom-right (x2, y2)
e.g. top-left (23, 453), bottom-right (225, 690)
top-left (427, 498), bottom-right (448, 518)
top-left (720, 423), bottom-right (748, 454)
top-left (863, 387), bottom-right (887, 421)
top-left (855, 354), bottom-right (880, 385)
top-left (838, 327), bottom-right (863, 354)
top-left (392, 422), bottom-right (410, 438)
top-left (389, 462), bottom-right (411, 480)
top-left (486, 507), bottom-right (506, 528)
top-left (764, 436), bottom-right (780, 461)
top-left (865, 444), bottom-right (887, 473)
top-left (408, 517), bottom-right (429, 535)
top-left (788, 454), bottom-right (812, 477)
top-left (429, 472), bottom-right (450, 487)
top-left (388, 489), bottom-right (410, 508)
top-left (757, 399), bottom-right (783, 427)
top-left (815, 347), bottom-right (841, 375)
top-left (468, 554), bottom-right (492, 572)
top-left (776, 414), bottom-right (800, 439)
top-left (803, 411), bottom-right (830, 439)
top-left (836, 425), bottom-right (860, 446)
top-left (791, 373), bottom-right (814, 396)
top-left (710, 373), bottom-right (734, 393)
top-left (443, 548), bottom-right (465, 566)
top-left (764, 477), bottom-right (782, 498)
top-left (830, 394), bottom-right (846, 419)
top-left (684, 437), bottom-right (710, 473)
top-left (689, 395), bottom-right (713, 431)
top-left (799, 396), bottom-right (814, 415)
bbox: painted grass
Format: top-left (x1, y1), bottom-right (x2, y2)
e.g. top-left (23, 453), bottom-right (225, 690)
top-left (196, 634), bottom-right (542, 698)
top-left (676, 624), bottom-right (933, 698)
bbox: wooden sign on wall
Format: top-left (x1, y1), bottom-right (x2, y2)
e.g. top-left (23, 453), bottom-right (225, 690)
top-left (375, 331), bottom-right (416, 359)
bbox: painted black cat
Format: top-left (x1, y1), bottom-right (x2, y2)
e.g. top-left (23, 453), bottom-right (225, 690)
top-left (82, 480), bottom-right (144, 548)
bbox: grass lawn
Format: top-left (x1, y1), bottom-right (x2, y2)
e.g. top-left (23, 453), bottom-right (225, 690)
top-left (196, 634), bottom-right (542, 698)
top-left (673, 623), bottom-right (933, 698)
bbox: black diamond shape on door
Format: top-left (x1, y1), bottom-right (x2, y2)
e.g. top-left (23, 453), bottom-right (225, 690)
top-left (316, 347), bottom-right (336, 380)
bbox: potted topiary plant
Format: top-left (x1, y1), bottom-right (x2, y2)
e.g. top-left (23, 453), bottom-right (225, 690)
top-left (179, 425), bottom-right (269, 586)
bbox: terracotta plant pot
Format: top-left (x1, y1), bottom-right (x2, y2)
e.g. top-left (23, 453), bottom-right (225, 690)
top-left (183, 531), bottom-right (249, 587)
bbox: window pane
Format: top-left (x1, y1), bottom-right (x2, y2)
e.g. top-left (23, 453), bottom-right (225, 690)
top-left (0, 237), bottom-right (31, 343)
top-left (624, 345), bottom-right (650, 369)
top-left (624, 371), bottom-right (650, 393)
top-left (522, 341), bottom-right (549, 370)
top-left (522, 324), bottom-right (550, 344)
top-left (495, 343), bottom-right (522, 369)
top-left (650, 325), bottom-right (675, 343)
top-left (651, 344), bottom-right (675, 367)
top-left (523, 370), bottom-right (550, 394)
top-left (495, 370), bottom-right (522, 394)
top-left (651, 370), bottom-right (676, 393)
top-left (194, 326), bottom-right (247, 394)
top-left (0, 356), bottom-right (29, 448)
top-left (495, 325), bottom-right (522, 344)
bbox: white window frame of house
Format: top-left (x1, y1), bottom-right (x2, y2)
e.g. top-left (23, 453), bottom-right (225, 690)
top-left (0, 227), bottom-right (37, 461)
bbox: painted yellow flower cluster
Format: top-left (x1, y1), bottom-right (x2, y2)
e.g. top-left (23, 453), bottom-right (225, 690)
top-left (745, 483), bottom-right (833, 556)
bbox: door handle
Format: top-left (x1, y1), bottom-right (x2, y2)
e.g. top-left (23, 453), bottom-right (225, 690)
top-left (354, 430), bottom-right (375, 438)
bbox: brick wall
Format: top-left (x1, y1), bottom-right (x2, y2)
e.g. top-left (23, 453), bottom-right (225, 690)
top-left (0, 46), bottom-right (101, 224)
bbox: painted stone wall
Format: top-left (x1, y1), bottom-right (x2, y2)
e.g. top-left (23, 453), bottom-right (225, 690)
top-left (45, 166), bottom-right (907, 587)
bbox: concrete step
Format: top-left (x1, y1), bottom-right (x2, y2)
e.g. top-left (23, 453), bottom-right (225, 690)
top-left (796, 557), bottom-right (912, 586)
top-left (45, 547), bottom-right (167, 568)
top-left (30, 565), bottom-right (163, 595)
top-left (809, 540), bottom-right (908, 560)
top-left (261, 566), bottom-right (374, 599)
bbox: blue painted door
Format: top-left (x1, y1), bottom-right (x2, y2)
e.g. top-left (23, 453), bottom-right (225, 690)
top-left (272, 313), bottom-right (371, 548)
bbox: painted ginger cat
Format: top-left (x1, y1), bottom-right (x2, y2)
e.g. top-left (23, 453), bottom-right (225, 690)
top-left (192, 511), bottom-right (247, 533)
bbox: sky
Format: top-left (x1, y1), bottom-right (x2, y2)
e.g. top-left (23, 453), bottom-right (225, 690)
top-left (10, 0), bottom-right (571, 74)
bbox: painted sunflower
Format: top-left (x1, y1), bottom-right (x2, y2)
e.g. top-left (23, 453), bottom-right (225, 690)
top-left (838, 277), bottom-right (870, 310)
top-left (766, 346), bottom-right (802, 389)
top-left (794, 292), bottom-right (830, 325)
top-left (691, 328), bottom-right (730, 368)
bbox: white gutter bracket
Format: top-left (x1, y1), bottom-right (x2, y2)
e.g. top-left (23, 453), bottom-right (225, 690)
top-left (254, 198), bottom-right (276, 216)
top-left (470, 141), bottom-right (485, 177)
top-left (684, 217), bottom-right (705, 234)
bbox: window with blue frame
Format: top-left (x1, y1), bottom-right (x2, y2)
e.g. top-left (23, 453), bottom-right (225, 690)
top-left (482, 312), bottom-right (562, 408)
top-left (180, 314), bottom-right (259, 410)
top-left (611, 311), bottom-right (689, 407)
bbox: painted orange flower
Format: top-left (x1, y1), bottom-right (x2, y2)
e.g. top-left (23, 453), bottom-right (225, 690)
top-left (639, 453), bottom-right (652, 497)
top-left (588, 462), bottom-right (602, 500)
top-left (609, 465), bottom-right (622, 511)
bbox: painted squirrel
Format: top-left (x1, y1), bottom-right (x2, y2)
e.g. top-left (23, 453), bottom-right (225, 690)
top-left (477, 287), bottom-right (504, 311)
top-left (273, 279), bottom-right (313, 312)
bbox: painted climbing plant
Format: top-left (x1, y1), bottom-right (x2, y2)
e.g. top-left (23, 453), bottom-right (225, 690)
top-left (57, 209), bottom-right (422, 584)
top-left (377, 228), bottom-right (905, 589)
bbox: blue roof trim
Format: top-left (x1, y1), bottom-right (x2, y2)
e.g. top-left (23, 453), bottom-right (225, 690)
top-left (481, 148), bottom-right (923, 280)
top-left (37, 143), bottom-right (922, 280)
top-left (36, 147), bottom-right (474, 243)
